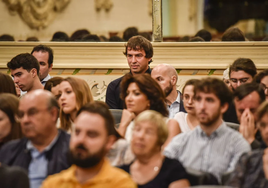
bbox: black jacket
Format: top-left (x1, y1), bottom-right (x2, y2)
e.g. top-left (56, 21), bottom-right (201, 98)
top-left (0, 129), bottom-right (71, 176)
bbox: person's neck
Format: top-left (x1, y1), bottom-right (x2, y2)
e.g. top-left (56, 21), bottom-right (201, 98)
top-left (75, 159), bottom-right (104, 184)
top-left (187, 113), bottom-right (199, 130)
top-left (70, 111), bottom-right (77, 122)
top-left (31, 128), bottom-right (58, 152)
top-left (135, 150), bottom-right (163, 166)
top-left (131, 67), bottom-right (149, 77)
top-left (29, 79), bottom-right (44, 92)
top-left (166, 88), bottom-right (178, 106)
top-left (200, 116), bottom-right (223, 137)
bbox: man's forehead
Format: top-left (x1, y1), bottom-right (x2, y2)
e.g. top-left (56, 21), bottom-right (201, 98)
top-left (11, 67), bottom-right (26, 74)
top-left (75, 112), bottom-right (106, 130)
top-left (127, 47), bottom-right (145, 54)
top-left (235, 91), bottom-right (260, 105)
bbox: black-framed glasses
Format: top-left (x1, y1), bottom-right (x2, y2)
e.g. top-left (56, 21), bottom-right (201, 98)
top-left (16, 108), bottom-right (49, 121)
top-left (230, 78), bottom-right (249, 84)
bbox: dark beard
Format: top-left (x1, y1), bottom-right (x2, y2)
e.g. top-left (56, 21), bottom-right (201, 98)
top-left (68, 144), bottom-right (106, 168)
top-left (164, 82), bottom-right (173, 97)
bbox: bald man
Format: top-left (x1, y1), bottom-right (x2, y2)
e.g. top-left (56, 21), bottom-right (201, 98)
top-left (151, 64), bottom-right (185, 118)
top-left (0, 90), bottom-right (71, 188)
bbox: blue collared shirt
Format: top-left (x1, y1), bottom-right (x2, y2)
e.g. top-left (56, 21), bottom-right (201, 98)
top-left (168, 91), bottom-right (181, 118)
top-left (164, 122), bottom-right (251, 182)
top-left (27, 132), bottom-right (59, 188)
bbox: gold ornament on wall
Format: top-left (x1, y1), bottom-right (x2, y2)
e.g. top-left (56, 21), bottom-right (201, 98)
top-left (3, 0), bottom-right (71, 30)
top-left (95, 0), bottom-right (113, 12)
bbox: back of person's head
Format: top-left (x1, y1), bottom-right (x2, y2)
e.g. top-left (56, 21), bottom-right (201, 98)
top-left (134, 110), bottom-right (168, 146)
top-left (99, 35), bottom-right (108, 42)
top-left (7, 53), bottom-right (40, 74)
top-left (194, 77), bottom-right (233, 106)
top-left (195, 29), bottom-right (212, 41)
top-left (31, 44), bottom-right (54, 67)
top-left (262, 36), bottom-right (268, 41)
top-left (123, 27), bottom-right (139, 41)
top-left (222, 27), bottom-right (245, 41)
top-left (229, 58), bottom-right (257, 78)
top-left (77, 101), bottom-right (120, 138)
top-left (178, 36), bottom-right (190, 42)
top-left (189, 36), bottom-right (205, 42)
top-left (51, 31), bottom-right (69, 41)
top-left (0, 34), bottom-right (15, 41)
top-left (70, 29), bottom-right (90, 41)
top-left (120, 73), bottom-right (168, 117)
top-left (26, 37), bottom-right (39, 42)
top-left (182, 79), bottom-right (200, 94)
top-left (254, 70), bottom-right (268, 83)
top-left (0, 72), bottom-right (17, 95)
top-left (139, 32), bottom-right (152, 41)
top-left (109, 35), bottom-right (124, 42)
top-left (123, 35), bottom-right (153, 64)
top-left (233, 82), bottom-right (265, 103)
top-left (256, 101), bottom-right (268, 122)
top-left (44, 77), bottom-right (64, 91)
top-left (60, 77), bottom-right (93, 131)
top-left (0, 93), bottom-right (22, 146)
top-left (81, 34), bottom-right (100, 42)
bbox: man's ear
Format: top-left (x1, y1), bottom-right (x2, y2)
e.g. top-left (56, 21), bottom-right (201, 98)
top-left (221, 102), bottom-right (229, 114)
top-left (30, 68), bottom-right (37, 77)
top-left (171, 75), bottom-right (177, 85)
top-left (105, 135), bottom-right (117, 151)
top-left (48, 63), bottom-right (53, 72)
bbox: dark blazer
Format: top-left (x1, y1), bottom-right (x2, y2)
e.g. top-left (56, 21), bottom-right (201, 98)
top-left (0, 129), bottom-right (71, 176)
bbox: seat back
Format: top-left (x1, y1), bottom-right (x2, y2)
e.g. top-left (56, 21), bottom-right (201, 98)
top-left (109, 109), bottom-right (123, 128)
top-left (186, 168), bottom-right (219, 186)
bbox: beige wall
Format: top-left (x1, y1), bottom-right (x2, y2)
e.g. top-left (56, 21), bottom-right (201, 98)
top-left (0, 0), bottom-right (152, 41)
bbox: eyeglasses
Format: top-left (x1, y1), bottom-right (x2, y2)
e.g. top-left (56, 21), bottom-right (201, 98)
top-left (230, 78), bottom-right (249, 84)
top-left (261, 83), bottom-right (268, 91)
top-left (16, 108), bottom-right (49, 121)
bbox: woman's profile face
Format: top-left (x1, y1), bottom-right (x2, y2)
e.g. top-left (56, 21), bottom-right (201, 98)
top-left (0, 110), bottom-right (11, 142)
top-left (125, 82), bottom-right (150, 115)
top-left (183, 85), bottom-right (195, 114)
top-left (131, 120), bottom-right (159, 156)
top-left (59, 81), bottom-right (77, 115)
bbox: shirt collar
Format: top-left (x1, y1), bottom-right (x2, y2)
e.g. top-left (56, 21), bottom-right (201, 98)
top-left (129, 67), bottom-right (151, 75)
top-left (41, 74), bottom-right (52, 83)
top-left (26, 130), bottom-right (59, 153)
top-left (197, 121), bottom-right (227, 138)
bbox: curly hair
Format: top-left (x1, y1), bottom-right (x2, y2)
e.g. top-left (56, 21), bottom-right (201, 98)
top-left (120, 73), bottom-right (168, 117)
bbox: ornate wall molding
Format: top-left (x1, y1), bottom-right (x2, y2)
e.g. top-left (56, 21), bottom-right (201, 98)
top-left (95, 0), bottom-right (113, 12)
top-left (3, 0), bottom-right (71, 29)
top-left (0, 42), bottom-right (268, 69)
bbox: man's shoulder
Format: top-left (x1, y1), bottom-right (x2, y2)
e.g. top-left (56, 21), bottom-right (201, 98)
top-left (107, 75), bottom-right (125, 88)
top-left (106, 165), bottom-right (136, 187)
top-left (0, 138), bottom-right (27, 153)
top-left (41, 167), bottom-right (73, 187)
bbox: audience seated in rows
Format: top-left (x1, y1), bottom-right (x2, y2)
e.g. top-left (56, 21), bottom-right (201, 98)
top-left (41, 101), bottom-right (136, 188)
top-left (151, 64), bottom-right (185, 118)
top-left (195, 29), bottom-right (212, 41)
top-left (0, 34), bottom-right (15, 41)
top-left (106, 35), bottom-right (153, 109)
top-left (164, 77), bottom-right (251, 182)
top-left (174, 79), bottom-right (200, 132)
top-left (189, 36), bottom-right (205, 42)
top-left (123, 27), bottom-right (139, 41)
top-left (119, 110), bottom-right (190, 187)
top-left (70, 29), bottom-right (90, 41)
top-left (58, 77), bottom-right (93, 132)
top-left (51, 31), bottom-right (69, 42)
top-left (222, 27), bottom-right (246, 41)
top-left (26, 37), bottom-right (39, 42)
top-left (0, 90), bottom-right (71, 188)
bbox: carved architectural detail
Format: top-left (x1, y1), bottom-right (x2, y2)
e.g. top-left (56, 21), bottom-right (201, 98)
top-left (3, 0), bottom-right (71, 30)
top-left (95, 0), bottom-right (113, 12)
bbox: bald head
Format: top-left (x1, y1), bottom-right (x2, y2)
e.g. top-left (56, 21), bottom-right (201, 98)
top-left (151, 64), bottom-right (178, 97)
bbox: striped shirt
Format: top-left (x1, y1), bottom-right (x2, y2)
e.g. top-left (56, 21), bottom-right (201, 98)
top-left (164, 122), bottom-right (251, 182)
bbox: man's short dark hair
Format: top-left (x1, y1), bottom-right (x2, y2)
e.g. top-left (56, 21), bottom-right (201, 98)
top-left (254, 69), bottom-right (268, 84)
top-left (31, 45), bottom-right (54, 67)
top-left (123, 35), bottom-right (153, 64)
top-left (233, 83), bottom-right (265, 103)
top-left (123, 27), bottom-right (139, 41)
top-left (222, 27), bottom-right (245, 41)
top-left (189, 36), bottom-right (205, 42)
top-left (194, 77), bottom-right (233, 106)
top-left (7, 53), bottom-right (40, 74)
top-left (51, 31), bottom-right (69, 42)
top-left (229, 58), bottom-right (257, 78)
top-left (195, 29), bottom-right (212, 41)
top-left (77, 101), bottom-right (120, 138)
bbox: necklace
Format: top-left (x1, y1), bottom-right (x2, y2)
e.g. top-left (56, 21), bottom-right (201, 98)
top-left (153, 166), bottom-right (159, 172)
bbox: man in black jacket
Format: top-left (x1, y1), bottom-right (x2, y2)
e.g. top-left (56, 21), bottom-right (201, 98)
top-left (105, 35), bottom-right (153, 109)
top-left (0, 90), bottom-right (71, 188)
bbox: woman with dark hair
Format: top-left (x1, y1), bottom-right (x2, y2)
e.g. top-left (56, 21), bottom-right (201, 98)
top-left (0, 93), bottom-right (23, 148)
top-left (118, 73), bottom-right (181, 147)
top-left (58, 77), bottom-right (93, 132)
top-left (174, 79), bottom-right (200, 132)
top-left (0, 72), bottom-right (17, 96)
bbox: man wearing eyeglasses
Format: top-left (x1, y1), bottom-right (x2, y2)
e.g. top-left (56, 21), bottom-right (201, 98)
top-left (254, 69), bottom-right (268, 101)
top-left (0, 90), bottom-right (71, 188)
top-left (105, 35), bottom-right (153, 109)
top-left (223, 58), bottom-right (257, 124)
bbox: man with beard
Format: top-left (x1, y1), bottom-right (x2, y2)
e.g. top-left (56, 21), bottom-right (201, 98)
top-left (164, 77), bottom-right (250, 182)
top-left (151, 64), bottom-right (185, 118)
top-left (41, 101), bottom-right (136, 188)
top-left (106, 35), bottom-right (153, 109)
